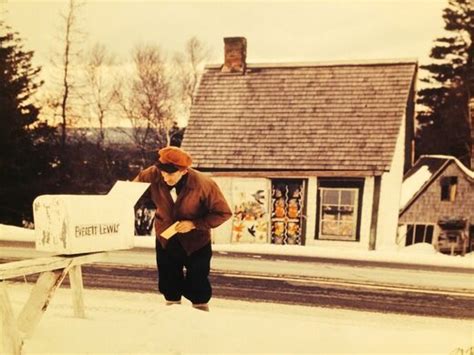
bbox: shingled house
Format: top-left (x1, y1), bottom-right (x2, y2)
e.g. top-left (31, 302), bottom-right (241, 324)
top-left (398, 155), bottom-right (474, 255)
top-left (181, 37), bottom-right (418, 250)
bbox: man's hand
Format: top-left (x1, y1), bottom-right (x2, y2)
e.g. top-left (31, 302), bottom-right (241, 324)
top-left (175, 220), bottom-right (196, 233)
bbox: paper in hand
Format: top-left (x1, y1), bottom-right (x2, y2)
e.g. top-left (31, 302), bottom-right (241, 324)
top-left (160, 221), bottom-right (179, 239)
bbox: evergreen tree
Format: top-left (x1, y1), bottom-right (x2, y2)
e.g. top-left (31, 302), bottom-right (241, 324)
top-left (0, 21), bottom-right (55, 225)
top-left (416, 0), bottom-right (473, 167)
top-left (0, 21), bottom-right (41, 168)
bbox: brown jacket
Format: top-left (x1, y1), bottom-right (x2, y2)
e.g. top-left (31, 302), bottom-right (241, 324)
top-left (134, 166), bottom-right (232, 255)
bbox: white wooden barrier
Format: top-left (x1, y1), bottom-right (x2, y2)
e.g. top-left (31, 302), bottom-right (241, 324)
top-left (0, 252), bottom-right (105, 355)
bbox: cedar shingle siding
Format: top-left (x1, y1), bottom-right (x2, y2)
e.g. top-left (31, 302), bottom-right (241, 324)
top-left (182, 61), bottom-right (417, 173)
top-left (400, 158), bottom-right (474, 224)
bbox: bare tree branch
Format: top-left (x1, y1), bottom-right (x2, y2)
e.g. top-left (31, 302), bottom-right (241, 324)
top-left (49, 0), bottom-right (86, 156)
top-left (173, 36), bottom-right (210, 121)
top-left (81, 42), bottom-right (117, 149)
top-left (116, 44), bottom-right (174, 162)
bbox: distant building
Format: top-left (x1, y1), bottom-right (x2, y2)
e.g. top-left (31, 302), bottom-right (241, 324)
top-left (398, 155), bottom-right (474, 255)
top-left (181, 37), bottom-right (418, 250)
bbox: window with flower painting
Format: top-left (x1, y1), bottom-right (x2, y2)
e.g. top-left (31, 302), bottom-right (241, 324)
top-left (316, 179), bottom-right (364, 241)
top-left (271, 179), bottom-right (306, 245)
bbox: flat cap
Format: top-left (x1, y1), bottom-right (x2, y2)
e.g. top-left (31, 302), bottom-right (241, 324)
top-left (157, 146), bottom-right (193, 172)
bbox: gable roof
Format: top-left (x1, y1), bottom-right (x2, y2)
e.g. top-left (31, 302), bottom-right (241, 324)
top-left (399, 155), bottom-right (474, 215)
top-left (181, 59), bottom-right (417, 173)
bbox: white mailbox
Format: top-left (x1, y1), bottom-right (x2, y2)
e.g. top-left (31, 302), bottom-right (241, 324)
top-left (33, 181), bottom-right (150, 255)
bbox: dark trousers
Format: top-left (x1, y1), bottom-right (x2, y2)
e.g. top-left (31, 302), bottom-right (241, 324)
top-left (155, 237), bottom-right (212, 304)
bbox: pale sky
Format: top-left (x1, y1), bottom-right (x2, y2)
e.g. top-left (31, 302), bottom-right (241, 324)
top-left (4, 0), bottom-right (447, 72)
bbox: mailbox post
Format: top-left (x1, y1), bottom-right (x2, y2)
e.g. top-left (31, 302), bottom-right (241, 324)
top-left (1, 181), bottom-right (150, 355)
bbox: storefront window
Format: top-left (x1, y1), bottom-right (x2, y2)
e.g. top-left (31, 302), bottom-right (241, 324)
top-left (319, 188), bottom-right (357, 240)
top-left (316, 178), bottom-right (364, 241)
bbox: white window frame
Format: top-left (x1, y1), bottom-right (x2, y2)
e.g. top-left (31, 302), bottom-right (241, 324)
top-left (318, 187), bottom-right (359, 241)
top-left (405, 223), bottom-right (435, 246)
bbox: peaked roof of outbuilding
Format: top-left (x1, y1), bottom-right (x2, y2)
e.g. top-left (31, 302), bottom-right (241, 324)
top-left (181, 59), bottom-right (417, 173)
top-left (399, 155), bottom-right (474, 215)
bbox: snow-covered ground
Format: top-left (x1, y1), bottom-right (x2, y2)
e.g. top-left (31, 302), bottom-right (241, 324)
top-left (2, 223), bottom-right (472, 269)
top-left (5, 282), bottom-right (472, 355)
top-left (2, 223), bottom-right (474, 354)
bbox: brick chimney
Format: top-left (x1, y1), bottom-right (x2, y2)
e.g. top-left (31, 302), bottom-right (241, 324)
top-left (222, 37), bottom-right (247, 73)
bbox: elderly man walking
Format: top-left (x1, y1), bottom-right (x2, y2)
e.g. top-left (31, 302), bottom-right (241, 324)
top-left (133, 146), bottom-right (232, 311)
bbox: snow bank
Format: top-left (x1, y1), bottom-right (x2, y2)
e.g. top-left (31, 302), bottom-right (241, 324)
top-left (401, 242), bottom-right (439, 255)
top-left (2, 224), bottom-right (473, 269)
top-left (214, 242), bottom-right (474, 269)
top-left (3, 283), bottom-right (470, 355)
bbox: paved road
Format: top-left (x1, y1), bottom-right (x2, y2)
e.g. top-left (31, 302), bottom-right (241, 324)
top-left (1, 242), bottom-right (473, 319)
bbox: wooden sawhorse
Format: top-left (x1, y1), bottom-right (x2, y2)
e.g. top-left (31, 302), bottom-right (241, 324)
top-left (0, 252), bottom-right (106, 355)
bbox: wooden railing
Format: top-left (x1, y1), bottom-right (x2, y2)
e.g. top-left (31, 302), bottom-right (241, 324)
top-left (0, 252), bottom-right (106, 355)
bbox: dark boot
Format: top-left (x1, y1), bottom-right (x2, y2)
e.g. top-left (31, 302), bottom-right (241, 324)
top-left (192, 303), bottom-right (209, 312)
top-left (165, 300), bottom-right (182, 306)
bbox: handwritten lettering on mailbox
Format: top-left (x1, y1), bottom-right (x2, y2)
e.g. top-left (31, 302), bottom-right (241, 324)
top-left (75, 223), bottom-right (120, 238)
